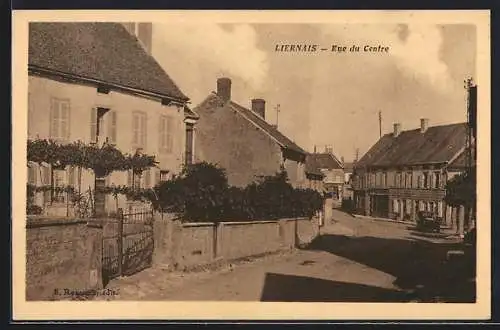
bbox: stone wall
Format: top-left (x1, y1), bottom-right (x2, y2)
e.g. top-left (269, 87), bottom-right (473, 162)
top-left (153, 214), bottom-right (321, 270)
top-left (25, 217), bottom-right (103, 301)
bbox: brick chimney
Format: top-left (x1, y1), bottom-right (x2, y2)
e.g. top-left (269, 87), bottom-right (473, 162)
top-left (217, 78), bottom-right (232, 103)
top-left (393, 123), bottom-right (402, 137)
top-left (251, 99), bottom-right (266, 119)
top-left (420, 118), bottom-right (429, 133)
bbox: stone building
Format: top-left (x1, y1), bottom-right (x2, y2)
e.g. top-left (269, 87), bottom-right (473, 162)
top-left (351, 118), bottom-right (470, 227)
top-left (193, 77), bottom-right (312, 188)
top-left (306, 148), bottom-right (344, 200)
top-left (27, 22), bottom-right (198, 216)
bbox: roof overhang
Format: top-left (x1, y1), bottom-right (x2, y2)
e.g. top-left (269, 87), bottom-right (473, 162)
top-left (29, 65), bottom-right (189, 106)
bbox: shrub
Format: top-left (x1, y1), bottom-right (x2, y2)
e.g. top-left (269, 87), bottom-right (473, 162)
top-left (154, 163), bottom-right (325, 222)
top-left (27, 204), bottom-right (43, 215)
top-left (154, 162), bottom-right (229, 222)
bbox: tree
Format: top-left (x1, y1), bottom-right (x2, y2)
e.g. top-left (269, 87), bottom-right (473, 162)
top-left (445, 169), bottom-right (476, 229)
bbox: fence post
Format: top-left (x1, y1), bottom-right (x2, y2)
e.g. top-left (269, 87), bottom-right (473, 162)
top-left (117, 208), bottom-right (124, 277)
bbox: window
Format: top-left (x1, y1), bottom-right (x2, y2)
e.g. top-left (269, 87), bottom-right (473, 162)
top-left (417, 174), bottom-right (424, 188)
top-left (423, 172), bottom-right (430, 188)
top-left (107, 110), bottom-right (117, 144)
top-left (90, 107), bottom-right (105, 143)
top-left (143, 169), bottom-right (151, 188)
top-left (159, 115), bottom-right (173, 154)
top-left (28, 92), bottom-right (34, 138)
top-left (27, 164), bottom-right (37, 185)
top-left (154, 169), bottom-right (161, 186)
top-left (393, 199), bottom-right (399, 213)
top-left (185, 124), bottom-right (194, 165)
top-left (50, 98), bottom-right (70, 142)
top-left (160, 170), bottom-right (170, 182)
top-left (382, 172), bottom-right (387, 187)
top-left (67, 166), bottom-right (76, 187)
top-left (406, 200), bottom-right (411, 214)
top-left (396, 172), bottom-right (402, 188)
top-left (437, 201), bottom-right (443, 217)
top-left (52, 169), bottom-right (66, 203)
top-left (132, 111), bottom-right (147, 148)
top-left (406, 172), bottom-right (413, 188)
top-left (127, 170), bottom-right (137, 189)
top-left (433, 172), bottom-right (440, 189)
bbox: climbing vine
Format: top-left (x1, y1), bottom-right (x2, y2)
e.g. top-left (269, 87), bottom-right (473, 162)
top-left (27, 139), bottom-right (157, 176)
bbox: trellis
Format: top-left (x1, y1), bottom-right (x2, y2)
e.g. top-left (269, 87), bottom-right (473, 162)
top-left (27, 139), bottom-right (158, 216)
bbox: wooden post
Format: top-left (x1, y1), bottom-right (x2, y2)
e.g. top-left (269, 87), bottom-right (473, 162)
top-left (117, 208), bottom-right (124, 277)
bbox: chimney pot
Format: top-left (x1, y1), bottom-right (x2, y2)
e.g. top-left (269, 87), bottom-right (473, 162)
top-left (393, 123), bottom-right (402, 137)
top-left (251, 98), bottom-right (266, 119)
top-left (420, 118), bottom-right (429, 133)
top-left (217, 78), bottom-right (232, 103)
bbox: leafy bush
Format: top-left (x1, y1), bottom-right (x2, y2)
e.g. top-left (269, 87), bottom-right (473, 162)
top-left (154, 162), bottom-right (324, 222)
top-left (445, 170), bottom-right (476, 207)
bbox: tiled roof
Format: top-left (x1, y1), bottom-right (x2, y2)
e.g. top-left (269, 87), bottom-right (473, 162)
top-left (29, 22), bottom-right (189, 102)
top-left (194, 93), bottom-right (307, 155)
top-left (184, 106), bottom-right (199, 120)
top-left (343, 162), bottom-right (355, 172)
top-left (306, 153), bottom-right (343, 175)
top-left (228, 101), bottom-right (307, 155)
top-left (355, 123), bottom-right (467, 168)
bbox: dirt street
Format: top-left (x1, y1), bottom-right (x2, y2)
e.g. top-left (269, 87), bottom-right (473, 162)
top-left (98, 209), bottom-right (475, 302)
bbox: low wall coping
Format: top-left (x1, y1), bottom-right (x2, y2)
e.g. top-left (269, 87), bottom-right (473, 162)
top-left (221, 220), bottom-right (279, 226)
top-left (182, 222), bottom-right (216, 228)
top-left (178, 217), bottom-right (313, 227)
top-left (26, 216), bottom-right (103, 229)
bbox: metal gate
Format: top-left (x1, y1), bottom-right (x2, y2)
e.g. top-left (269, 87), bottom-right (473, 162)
top-left (102, 207), bottom-right (154, 284)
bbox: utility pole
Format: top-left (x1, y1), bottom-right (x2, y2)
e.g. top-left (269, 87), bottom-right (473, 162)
top-left (275, 104), bottom-right (281, 128)
top-left (378, 110), bottom-right (382, 138)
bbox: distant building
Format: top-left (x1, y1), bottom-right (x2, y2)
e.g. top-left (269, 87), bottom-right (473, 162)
top-left (193, 78), bottom-right (311, 188)
top-left (351, 118), bottom-right (469, 226)
top-left (27, 22), bottom-right (198, 216)
top-left (306, 149), bottom-right (344, 200)
top-left (342, 161), bottom-right (355, 200)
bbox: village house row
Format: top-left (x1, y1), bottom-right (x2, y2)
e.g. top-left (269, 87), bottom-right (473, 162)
top-left (26, 22), bottom-right (472, 228)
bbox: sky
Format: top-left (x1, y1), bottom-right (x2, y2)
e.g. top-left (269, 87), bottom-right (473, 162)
top-left (151, 23), bottom-right (476, 162)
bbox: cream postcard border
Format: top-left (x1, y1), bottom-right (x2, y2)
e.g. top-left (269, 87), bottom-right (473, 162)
top-left (12, 10), bottom-right (491, 320)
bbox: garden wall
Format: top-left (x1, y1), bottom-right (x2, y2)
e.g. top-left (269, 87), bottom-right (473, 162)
top-left (153, 213), bottom-right (320, 270)
top-left (25, 217), bottom-right (103, 300)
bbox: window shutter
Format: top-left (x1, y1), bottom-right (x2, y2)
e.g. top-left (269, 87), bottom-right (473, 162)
top-left (28, 93), bottom-right (33, 138)
top-left (155, 169), bottom-right (161, 185)
top-left (438, 201), bottom-right (443, 217)
top-left (90, 108), bottom-right (97, 143)
top-left (50, 98), bottom-right (60, 140)
top-left (132, 113), bottom-right (139, 146)
top-left (67, 166), bottom-right (75, 187)
top-left (60, 101), bottom-right (70, 141)
top-left (166, 117), bottom-right (173, 153)
top-left (145, 169), bottom-right (151, 188)
top-left (108, 111), bottom-right (117, 144)
top-left (393, 199), bottom-right (398, 213)
top-left (159, 116), bottom-right (165, 151)
top-left (27, 165), bottom-right (37, 185)
top-left (127, 170), bottom-right (133, 187)
top-left (141, 114), bottom-right (147, 147)
top-left (42, 166), bottom-right (51, 203)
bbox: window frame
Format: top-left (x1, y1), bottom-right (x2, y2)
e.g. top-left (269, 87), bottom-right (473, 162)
top-left (132, 111), bottom-right (148, 149)
top-left (50, 97), bottom-right (71, 143)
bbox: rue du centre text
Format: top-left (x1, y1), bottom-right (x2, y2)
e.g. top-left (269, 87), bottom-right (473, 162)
top-left (275, 44), bottom-right (390, 53)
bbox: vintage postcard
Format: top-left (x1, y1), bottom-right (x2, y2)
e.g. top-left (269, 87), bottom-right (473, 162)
top-left (12, 10), bottom-right (490, 320)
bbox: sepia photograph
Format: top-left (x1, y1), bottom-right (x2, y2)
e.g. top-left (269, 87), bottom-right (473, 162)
top-left (12, 10), bottom-right (490, 320)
